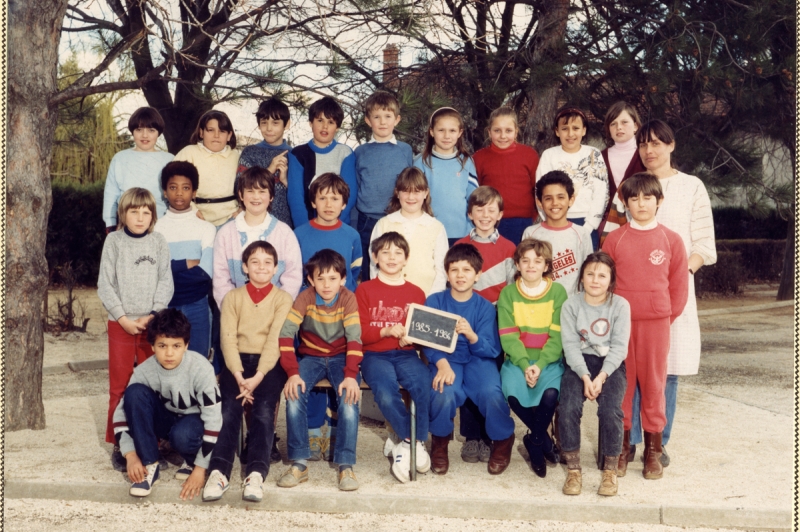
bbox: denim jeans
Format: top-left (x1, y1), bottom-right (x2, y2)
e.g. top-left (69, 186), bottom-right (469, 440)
top-left (208, 356), bottom-right (287, 478)
top-left (123, 383), bottom-right (204, 466)
top-left (208, 288), bottom-right (223, 375)
top-left (557, 355), bottom-right (627, 456)
top-left (357, 212), bottom-right (380, 282)
top-left (361, 349), bottom-right (431, 441)
top-left (498, 217), bottom-right (531, 246)
top-left (173, 295), bottom-right (211, 359)
top-left (285, 353), bottom-right (360, 465)
top-left (630, 374), bottom-right (678, 446)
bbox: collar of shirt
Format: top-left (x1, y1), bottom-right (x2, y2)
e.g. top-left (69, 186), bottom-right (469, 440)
top-left (386, 210), bottom-right (436, 226)
top-left (368, 134), bottom-right (397, 144)
top-left (315, 291), bottom-right (340, 307)
top-left (246, 282), bottom-right (273, 304)
top-left (197, 143), bottom-right (233, 157)
top-left (468, 227), bottom-right (499, 244)
top-left (432, 148), bottom-right (458, 160)
top-left (629, 219), bottom-right (659, 230)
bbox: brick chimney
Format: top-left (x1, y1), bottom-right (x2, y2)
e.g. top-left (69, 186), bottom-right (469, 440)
top-left (382, 44), bottom-right (399, 85)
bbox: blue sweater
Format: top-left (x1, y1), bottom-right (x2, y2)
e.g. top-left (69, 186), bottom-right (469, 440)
top-left (237, 140), bottom-right (293, 228)
top-left (422, 290), bottom-right (501, 366)
top-left (294, 219), bottom-right (363, 292)
top-left (287, 139), bottom-right (357, 227)
top-left (413, 153), bottom-right (478, 240)
top-left (354, 141), bottom-right (414, 217)
top-left (103, 149), bottom-right (174, 227)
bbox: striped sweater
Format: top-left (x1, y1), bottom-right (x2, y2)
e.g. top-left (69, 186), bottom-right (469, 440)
top-left (497, 278), bottom-right (567, 371)
top-left (455, 229), bottom-right (517, 303)
top-left (278, 287), bottom-right (363, 379)
top-left (112, 352), bottom-right (221, 469)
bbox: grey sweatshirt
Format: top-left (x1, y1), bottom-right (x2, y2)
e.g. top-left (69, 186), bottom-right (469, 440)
top-left (112, 351), bottom-right (222, 469)
top-left (97, 230), bottom-right (174, 321)
top-left (560, 292), bottom-right (631, 378)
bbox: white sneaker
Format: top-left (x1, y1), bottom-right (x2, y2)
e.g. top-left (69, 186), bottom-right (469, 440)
top-left (416, 440), bottom-right (431, 474)
top-left (202, 470), bottom-right (229, 502)
top-left (383, 432), bottom-right (400, 457)
top-left (174, 460), bottom-right (192, 481)
top-left (129, 462), bottom-right (160, 497)
top-left (391, 440), bottom-right (412, 483)
top-left (242, 472), bottom-right (264, 502)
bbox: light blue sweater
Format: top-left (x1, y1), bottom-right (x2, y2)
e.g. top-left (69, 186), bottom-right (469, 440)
top-left (102, 148), bottom-right (174, 227)
top-left (413, 152), bottom-right (478, 240)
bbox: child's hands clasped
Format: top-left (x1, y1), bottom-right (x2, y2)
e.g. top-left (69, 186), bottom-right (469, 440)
top-left (179, 466), bottom-right (206, 500)
top-left (432, 359), bottom-right (456, 393)
top-left (235, 371), bottom-right (264, 405)
top-left (283, 374), bottom-right (306, 401)
top-left (338, 377), bottom-right (361, 405)
top-left (455, 317), bottom-right (478, 344)
top-left (268, 150), bottom-right (289, 186)
top-left (118, 315), bottom-right (148, 336)
top-left (381, 324), bottom-right (412, 347)
top-left (581, 372), bottom-right (607, 401)
top-left (524, 364), bottom-right (541, 388)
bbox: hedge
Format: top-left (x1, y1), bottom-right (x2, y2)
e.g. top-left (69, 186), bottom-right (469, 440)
top-left (695, 239), bottom-right (785, 296)
top-left (712, 207), bottom-right (788, 240)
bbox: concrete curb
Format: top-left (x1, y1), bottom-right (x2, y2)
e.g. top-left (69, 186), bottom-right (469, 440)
top-left (6, 480), bottom-right (790, 530)
top-left (697, 300), bottom-right (793, 316)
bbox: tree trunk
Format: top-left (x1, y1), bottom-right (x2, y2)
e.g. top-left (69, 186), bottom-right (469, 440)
top-left (7, 0), bottom-right (68, 430)
top-left (776, 207), bottom-right (795, 301)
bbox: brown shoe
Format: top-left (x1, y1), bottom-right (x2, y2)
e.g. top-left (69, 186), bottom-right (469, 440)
top-left (598, 455), bottom-right (618, 496)
top-left (487, 433), bottom-right (515, 475)
top-left (561, 450), bottom-right (581, 495)
top-left (616, 429), bottom-right (631, 477)
top-left (430, 433), bottom-right (451, 475)
top-left (642, 431), bottom-right (663, 479)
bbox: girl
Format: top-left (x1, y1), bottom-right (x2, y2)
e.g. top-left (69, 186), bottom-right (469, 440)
top-left (622, 120), bottom-right (716, 474)
top-left (497, 239), bottom-right (567, 478)
top-left (473, 107), bottom-right (540, 245)
top-left (97, 188), bottom-right (174, 471)
top-left (413, 107), bottom-right (478, 245)
top-left (536, 106), bottom-right (609, 250)
top-left (174, 110), bottom-right (241, 227)
top-left (557, 252), bottom-right (630, 497)
top-left (369, 167), bottom-right (448, 295)
top-left (598, 102), bottom-right (646, 242)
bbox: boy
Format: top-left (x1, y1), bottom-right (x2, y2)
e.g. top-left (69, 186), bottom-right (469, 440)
top-left (103, 106), bottom-right (173, 232)
top-left (203, 241), bottom-right (294, 503)
top-left (155, 161), bottom-right (216, 359)
top-left (355, 232), bottom-right (431, 483)
top-left (237, 97), bottom-right (294, 227)
top-left (453, 186), bottom-right (516, 464)
top-left (277, 249), bottom-right (363, 491)
top-left (287, 97), bottom-right (357, 228)
top-left (601, 173), bottom-right (688, 480)
top-left (354, 91), bottom-right (414, 281)
top-left (294, 173), bottom-right (362, 291)
top-left (113, 309), bottom-right (221, 499)
top-left (524, 170), bottom-right (594, 296)
top-left (424, 244), bottom-right (517, 476)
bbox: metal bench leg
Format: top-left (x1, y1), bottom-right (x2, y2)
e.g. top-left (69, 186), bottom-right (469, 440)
top-left (410, 399), bottom-right (416, 481)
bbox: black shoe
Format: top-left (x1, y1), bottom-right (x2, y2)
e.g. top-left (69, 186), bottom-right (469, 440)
top-left (522, 433), bottom-right (546, 478)
top-left (111, 445), bottom-right (127, 472)
top-left (270, 435), bottom-right (282, 464)
top-left (542, 435), bottom-right (560, 464)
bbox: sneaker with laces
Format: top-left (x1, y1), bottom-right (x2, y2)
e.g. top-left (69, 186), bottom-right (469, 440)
top-left (111, 445), bottom-right (127, 472)
top-left (202, 470), bottom-right (229, 501)
top-left (391, 441), bottom-right (412, 483)
top-left (277, 465), bottom-right (308, 488)
top-left (416, 440), bottom-right (431, 473)
top-left (478, 440), bottom-right (492, 463)
top-left (242, 472), bottom-right (264, 502)
top-left (460, 440), bottom-right (480, 463)
top-left (338, 467), bottom-right (359, 491)
top-left (129, 462), bottom-right (160, 497)
top-left (175, 461), bottom-right (193, 481)
top-left (383, 432), bottom-right (400, 457)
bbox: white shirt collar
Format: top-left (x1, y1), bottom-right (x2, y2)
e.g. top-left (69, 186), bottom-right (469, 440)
top-left (368, 134), bottom-right (397, 145)
top-left (630, 218), bottom-right (659, 230)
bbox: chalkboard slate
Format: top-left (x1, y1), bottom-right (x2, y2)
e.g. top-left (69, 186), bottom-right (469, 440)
top-left (403, 303), bottom-right (459, 353)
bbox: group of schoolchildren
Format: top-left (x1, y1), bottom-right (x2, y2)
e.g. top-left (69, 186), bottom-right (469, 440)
top-left (99, 91), bottom-right (701, 504)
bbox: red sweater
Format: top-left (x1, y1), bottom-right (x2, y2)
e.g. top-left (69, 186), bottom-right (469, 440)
top-left (473, 143), bottom-right (540, 219)
top-left (602, 223), bottom-right (689, 322)
top-left (355, 278), bottom-right (426, 353)
top-left (454, 232), bottom-right (516, 303)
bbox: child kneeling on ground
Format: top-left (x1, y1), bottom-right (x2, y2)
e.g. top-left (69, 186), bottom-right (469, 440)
top-left (113, 308), bottom-right (221, 499)
top-left (278, 249), bottom-right (364, 491)
top-left (203, 241), bottom-right (294, 503)
top-left (557, 251), bottom-right (630, 496)
top-left (425, 243), bottom-right (517, 476)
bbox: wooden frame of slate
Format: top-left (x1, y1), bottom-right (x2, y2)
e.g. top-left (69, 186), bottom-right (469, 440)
top-left (403, 303), bottom-right (460, 353)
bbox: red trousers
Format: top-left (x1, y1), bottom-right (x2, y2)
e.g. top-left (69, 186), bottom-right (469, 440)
top-left (622, 318), bottom-right (670, 433)
top-left (106, 320), bottom-right (154, 443)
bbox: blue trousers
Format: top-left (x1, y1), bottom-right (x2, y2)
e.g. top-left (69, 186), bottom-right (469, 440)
top-left (122, 383), bottom-right (203, 467)
top-left (361, 349), bottom-right (431, 441)
top-left (630, 374), bottom-right (678, 445)
top-left (357, 212), bottom-right (380, 282)
top-left (429, 358), bottom-right (515, 440)
top-left (172, 295), bottom-right (211, 359)
top-left (285, 354), bottom-right (360, 465)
